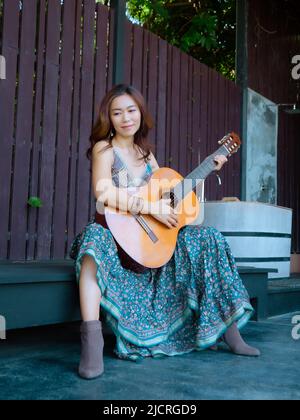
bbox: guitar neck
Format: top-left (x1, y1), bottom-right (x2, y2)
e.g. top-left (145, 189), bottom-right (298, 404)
top-left (171, 144), bottom-right (229, 205)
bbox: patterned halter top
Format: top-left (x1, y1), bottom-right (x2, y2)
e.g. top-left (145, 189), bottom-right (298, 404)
top-left (111, 147), bottom-right (153, 188)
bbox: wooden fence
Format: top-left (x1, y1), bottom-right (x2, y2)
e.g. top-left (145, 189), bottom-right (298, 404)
top-left (0, 0), bottom-right (242, 261)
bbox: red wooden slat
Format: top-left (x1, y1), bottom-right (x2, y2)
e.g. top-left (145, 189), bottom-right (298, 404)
top-left (36, 0), bottom-right (61, 259)
top-left (207, 67), bottom-right (215, 200)
top-left (156, 38), bottom-right (167, 167)
top-left (199, 64), bottom-right (210, 197)
top-left (217, 71), bottom-right (225, 139)
top-left (76, 0), bottom-right (95, 231)
top-left (89, 3), bottom-right (110, 226)
top-left (287, 115), bottom-right (295, 242)
top-left (66, 0), bottom-right (83, 253)
top-left (207, 68), bottom-right (217, 154)
top-left (281, 113), bottom-right (300, 252)
top-left (295, 116), bottom-right (300, 252)
top-left (10, 0), bottom-right (37, 259)
top-left (234, 83), bottom-right (242, 198)
top-left (94, 4), bottom-right (109, 121)
top-left (147, 31), bottom-right (158, 147)
top-left (169, 47), bottom-right (180, 172)
top-left (123, 19), bottom-right (132, 84)
top-left (226, 79), bottom-right (233, 199)
top-left (0, 0), bottom-right (19, 259)
top-left (224, 83), bottom-right (232, 199)
top-left (211, 69), bottom-right (220, 146)
top-left (218, 70), bottom-right (226, 137)
top-left (131, 25), bottom-right (143, 91)
top-left (227, 80), bottom-right (235, 198)
top-left (199, 63), bottom-right (209, 165)
top-left (178, 51), bottom-right (188, 177)
top-left (186, 55), bottom-right (193, 175)
top-left (27, 0), bottom-right (47, 259)
top-left (52, 0), bottom-right (77, 258)
top-left (224, 81), bottom-right (235, 199)
top-left (107, 5), bottom-right (114, 90)
top-left (141, 28), bottom-right (149, 100)
top-left (165, 44), bottom-right (173, 168)
top-left (191, 59), bottom-right (201, 171)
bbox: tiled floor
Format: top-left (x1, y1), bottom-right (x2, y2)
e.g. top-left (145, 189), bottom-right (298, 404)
top-left (0, 313), bottom-right (300, 400)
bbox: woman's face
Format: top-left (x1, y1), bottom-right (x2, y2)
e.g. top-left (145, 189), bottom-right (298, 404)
top-left (110, 94), bottom-right (141, 138)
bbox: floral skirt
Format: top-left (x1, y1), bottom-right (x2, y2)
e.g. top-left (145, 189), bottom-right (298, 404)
top-left (69, 220), bottom-right (254, 361)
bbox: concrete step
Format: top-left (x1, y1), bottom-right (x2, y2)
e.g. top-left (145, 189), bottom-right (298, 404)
top-left (268, 274), bottom-right (300, 317)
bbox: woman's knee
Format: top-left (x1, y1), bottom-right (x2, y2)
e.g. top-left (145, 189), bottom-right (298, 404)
top-left (201, 226), bottom-right (223, 240)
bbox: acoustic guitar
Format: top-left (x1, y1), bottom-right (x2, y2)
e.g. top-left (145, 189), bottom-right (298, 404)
top-left (96, 132), bottom-right (241, 270)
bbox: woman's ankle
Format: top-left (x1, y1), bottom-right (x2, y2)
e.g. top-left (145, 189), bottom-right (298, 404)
top-left (224, 323), bottom-right (261, 357)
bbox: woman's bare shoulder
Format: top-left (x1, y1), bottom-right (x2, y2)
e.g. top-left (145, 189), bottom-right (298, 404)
top-left (92, 140), bottom-right (113, 157)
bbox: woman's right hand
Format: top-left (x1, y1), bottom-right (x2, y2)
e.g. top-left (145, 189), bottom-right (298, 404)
top-left (150, 198), bottom-right (179, 229)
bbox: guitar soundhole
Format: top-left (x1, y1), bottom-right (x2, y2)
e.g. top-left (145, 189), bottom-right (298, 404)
top-left (161, 190), bottom-right (176, 209)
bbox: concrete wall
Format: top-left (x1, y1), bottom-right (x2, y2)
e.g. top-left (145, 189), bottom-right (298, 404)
top-left (245, 88), bottom-right (278, 204)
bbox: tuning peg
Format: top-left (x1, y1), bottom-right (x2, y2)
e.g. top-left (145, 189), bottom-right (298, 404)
top-left (218, 135), bottom-right (227, 145)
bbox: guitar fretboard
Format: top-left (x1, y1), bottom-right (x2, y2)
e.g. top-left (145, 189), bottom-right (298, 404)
top-left (170, 144), bottom-right (229, 207)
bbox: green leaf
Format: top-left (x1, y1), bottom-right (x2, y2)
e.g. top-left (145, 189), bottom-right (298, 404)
top-left (27, 196), bottom-right (43, 208)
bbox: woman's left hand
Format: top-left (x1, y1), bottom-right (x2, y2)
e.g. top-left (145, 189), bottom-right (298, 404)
top-left (213, 155), bottom-right (228, 171)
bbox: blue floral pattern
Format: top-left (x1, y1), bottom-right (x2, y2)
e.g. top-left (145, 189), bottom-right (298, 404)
top-left (69, 148), bottom-right (254, 361)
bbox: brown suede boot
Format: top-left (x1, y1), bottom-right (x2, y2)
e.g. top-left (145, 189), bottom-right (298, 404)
top-left (78, 320), bottom-right (104, 379)
top-left (223, 323), bottom-right (261, 357)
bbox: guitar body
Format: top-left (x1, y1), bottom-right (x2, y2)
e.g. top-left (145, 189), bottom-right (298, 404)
top-left (102, 132), bottom-right (241, 270)
top-left (104, 167), bottom-right (200, 268)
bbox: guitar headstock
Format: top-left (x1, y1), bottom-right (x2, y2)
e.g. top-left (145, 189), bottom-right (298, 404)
top-left (218, 132), bottom-right (241, 156)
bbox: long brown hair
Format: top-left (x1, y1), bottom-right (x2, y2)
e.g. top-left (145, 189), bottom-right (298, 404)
top-left (86, 84), bottom-right (155, 163)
